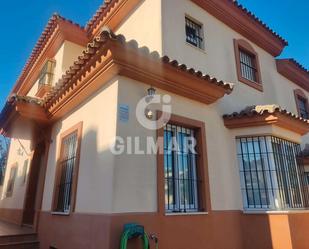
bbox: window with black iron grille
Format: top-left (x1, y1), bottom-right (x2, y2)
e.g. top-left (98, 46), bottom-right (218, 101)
top-left (6, 165), bottom-right (17, 198)
top-left (297, 96), bottom-right (309, 119)
top-left (55, 132), bottom-right (78, 213)
top-left (305, 172), bottom-right (309, 185)
top-left (185, 17), bottom-right (204, 49)
top-left (239, 49), bottom-right (257, 82)
top-left (38, 60), bottom-right (55, 87)
top-left (237, 136), bottom-right (309, 210)
top-left (164, 124), bottom-right (199, 212)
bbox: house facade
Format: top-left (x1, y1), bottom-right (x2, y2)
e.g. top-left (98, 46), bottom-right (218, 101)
top-left (0, 0), bottom-right (309, 249)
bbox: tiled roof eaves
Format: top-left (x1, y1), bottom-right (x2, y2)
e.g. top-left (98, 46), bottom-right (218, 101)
top-left (85, 0), bottom-right (118, 33)
top-left (287, 59), bottom-right (309, 74)
top-left (44, 30), bottom-right (234, 108)
top-left (223, 105), bottom-right (309, 124)
top-left (12, 14), bottom-right (86, 94)
top-left (231, 0), bottom-right (288, 46)
top-left (86, 0), bottom-right (288, 47)
top-left (8, 94), bottom-right (44, 106)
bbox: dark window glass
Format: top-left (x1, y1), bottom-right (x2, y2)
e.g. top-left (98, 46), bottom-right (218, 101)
top-left (185, 17), bottom-right (203, 49)
top-left (237, 136), bottom-right (309, 210)
top-left (239, 50), bottom-right (257, 82)
top-left (38, 60), bottom-right (55, 86)
top-left (55, 132), bottom-right (78, 213)
top-left (164, 124), bottom-right (199, 212)
top-left (298, 96), bottom-right (309, 119)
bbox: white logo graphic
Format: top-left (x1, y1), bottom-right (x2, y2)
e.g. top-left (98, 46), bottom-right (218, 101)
top-left (136, 94), bottom-right (172, 130)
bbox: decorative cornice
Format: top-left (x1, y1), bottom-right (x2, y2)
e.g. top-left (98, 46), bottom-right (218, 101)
top-left (223, 105), bottom-right (309, 135)
top-left (191, 0), bottom-right (288, 56)
top-left (43, 30), bottom-right (233, 120)
top-left (12, 14), bottom-right (88, 95)
top-left (276, 59), bottom-right (309, 91)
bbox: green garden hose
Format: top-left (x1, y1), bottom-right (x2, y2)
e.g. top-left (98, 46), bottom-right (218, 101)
top-left (120, 223), bottom-right (150, 249)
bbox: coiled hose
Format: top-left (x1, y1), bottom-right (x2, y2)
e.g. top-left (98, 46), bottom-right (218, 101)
top-left (120, 223), bottom-right (158, 249)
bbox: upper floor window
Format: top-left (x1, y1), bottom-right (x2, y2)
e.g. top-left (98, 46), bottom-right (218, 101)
top-left (239, 50), bottom-right (257, 82)
top-left (38, 59), bottom-right (56, 87)
top-left (294, 89), bottom-right (309, 119)
top-left (185, 17), bottom-right (204, 49)
top-left (237, 136), bottom-right (309, 210)
top-left (52, 122), bottom-right (82, 213)
top-left (234, 39), bottom-right (262, 91)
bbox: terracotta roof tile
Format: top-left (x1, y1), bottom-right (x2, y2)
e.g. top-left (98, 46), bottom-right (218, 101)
top-left (85, 0), bottom-right (117, 32)
top-left (86, 0), bottom-right (288, 47)
top-left (12, 13), bottom-right (86, 94)
top-left (43, 30), bottom-right (233, 108)
top-left (8, 94), bottom-right (44, 106)
top-left (223, 104), bottom-right (309, 123)
top-left (230, 0), bottom-right (288, 45)
top-left (286, 59), bottom-right (309, 74)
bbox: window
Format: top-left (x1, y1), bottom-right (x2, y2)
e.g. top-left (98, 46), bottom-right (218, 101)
top-left (294, 89), bottom-right (309, 119)
top-left (21, 159), bottom-right (29, 185)
top-left (298, 97), bottom-right (309, 119)
top-left (164, 123), bottom-right (200, 213)
top-left (234, 39), bottom-right (262, 91)
top-left (185, 17), bottom-right (204, 49)
top-left (237, 136), bottom-right (309, 210)
top-left (305, 172), bottom-right (309, 185)
top-left (6, 164), bottom-right (18, 197)
top-left (38, 60), bottom-right (55, 87)
top-left (52, 122), bottom-right (82, 213)
top-left (239, 50), bottom-right (257, 82)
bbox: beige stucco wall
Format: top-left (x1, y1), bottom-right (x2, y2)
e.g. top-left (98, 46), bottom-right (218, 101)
top-left (0, 138), bottom-right (32, 209)
top-left (41, 77), bottom-right (119, 213)
top-left (27, 41), bottom-right (85, 97)
top-left (116, 0), bottom-right (163, 54)
top-left (4, 0), bottom-right (309, 215)
top-left (161, 0), bottom-right (309, 144)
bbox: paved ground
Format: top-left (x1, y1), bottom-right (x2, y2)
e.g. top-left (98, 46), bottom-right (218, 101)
top-left (0, 220), bottom-right (34, 236)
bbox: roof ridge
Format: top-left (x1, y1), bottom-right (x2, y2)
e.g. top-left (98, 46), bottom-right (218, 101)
top-left (12, 13), bottom-right (86, 94)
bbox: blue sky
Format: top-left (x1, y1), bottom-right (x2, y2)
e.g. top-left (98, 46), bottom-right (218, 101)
top-left (0, 1), bottom-right (308, 109)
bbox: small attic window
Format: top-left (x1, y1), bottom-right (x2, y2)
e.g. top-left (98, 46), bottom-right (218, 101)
top-left (38, 59), bottom-right (56, 87)
top-left (185, 17), bottom-right (204, 49)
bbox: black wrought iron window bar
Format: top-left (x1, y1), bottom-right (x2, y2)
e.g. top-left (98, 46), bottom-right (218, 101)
top-left (237, 136), bottom-right (309, 210)
top-left (239, 50), bottom-right (257, 82)
top-left (164, 124), bottom-right (200, 213)
top-left (38, 60), bottom-right (55, 87)
top-left (55, 132), bottom-right (78, 213)
top-left (185, 17), bottom-right (204, 49)
top-left (297, 96), bottom-right (309, 119)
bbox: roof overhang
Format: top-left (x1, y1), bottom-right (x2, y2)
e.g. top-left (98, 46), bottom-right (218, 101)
top-left (276, 59), bottom-right (309, 91)
top-left (86, 0), bottom-right (142, 37)
top-left (12, 14), bottom-right (89, 96)
top-left (0, 97), bottom-right (49, 138)
top-left (44, 31), bottom-right (233, 121)
top-left (191, 0), bottom-right (287, 56)
top-left (224, 105), bottom-right (309, 135)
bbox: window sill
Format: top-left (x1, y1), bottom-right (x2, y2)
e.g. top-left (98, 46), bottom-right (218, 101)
top-left (165, 212), bottom-right (208, 216)
top-left (185, 42), bottom-right (206, 54)
top-left (51, 211), bottom-right (70, 216)
top-left (238, 76), bottom-right (263, 92)
top-left (243, 209), bottom-right (309, 215)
